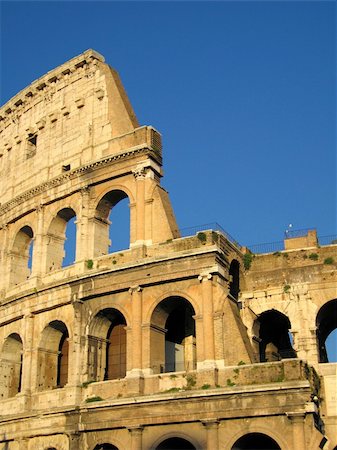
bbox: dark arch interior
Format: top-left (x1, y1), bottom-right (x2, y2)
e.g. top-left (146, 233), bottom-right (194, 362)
top-left (258, 310), bottom-right (296, 361)
top-left (156, 437), bottom-right (196, 450)
top-left (229, 259), bottom-right (240, 299)
top-left (104, 310), bottom-right (127, 380)
top-left (93, 445), bottom-right (118, 450)
top-left (232, 432), bottom-right (281, 450)
top-left (316, 299), bottom-right (337, 362)
top-left (93, 445), bottom-right (119, 450)
top-left (165, 303), bottom-right (195, 344)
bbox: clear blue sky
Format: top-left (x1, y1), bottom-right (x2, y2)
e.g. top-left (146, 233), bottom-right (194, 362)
top-left (1, 1), bottom-right (336, 247)
top-left (0, 2), bottom-right (336, 360)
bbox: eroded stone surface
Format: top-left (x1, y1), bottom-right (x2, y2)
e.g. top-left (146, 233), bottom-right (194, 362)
top-left (0, 50), bottom-right (335, 450)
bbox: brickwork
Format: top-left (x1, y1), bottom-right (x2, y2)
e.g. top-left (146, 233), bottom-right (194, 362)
top-left (0, 50), bottom-right (335, 450)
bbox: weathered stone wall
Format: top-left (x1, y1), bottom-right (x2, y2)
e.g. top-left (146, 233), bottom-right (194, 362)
top-left (0, 50), bottom-right (335, 450)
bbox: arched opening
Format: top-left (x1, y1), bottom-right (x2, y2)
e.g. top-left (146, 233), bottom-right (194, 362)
top-left (257, 310), bottom-right (296, 362)
top-left (37, 321), bottom-right (69, 390)
top-left (150, 297), bottom-right (196, 373)
top-left (88, 309), bottom-right (127, 382)
top-left (94, 190), bottom-right (130, 256)
top-left (229, 259), bottom-right (240, 299)
top-left (232, 432), bottom-right (281, 449)
top-left (156, 437), bottom-right (196, 450)
top-left (93, 445), bottom-right (119, 450)
top-left (316, 299), bottom-right (337, 363)
top-left (46, 208), bottom-right (77, 271)
top-left (0, 333), bottom-right (23, 399)
top-left (10, 225), bottom-right (34, 285)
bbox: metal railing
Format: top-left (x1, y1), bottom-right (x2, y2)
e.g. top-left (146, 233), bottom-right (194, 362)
top-left (179, 223), bottom-right (336, 255)
top-left (180, 222), bottom-right (241, 249)
top-left (284, 227), bottom-right (316, 238)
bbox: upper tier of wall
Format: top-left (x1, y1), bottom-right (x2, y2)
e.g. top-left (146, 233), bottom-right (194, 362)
top-left (0, 49), bottom-right (161, 215)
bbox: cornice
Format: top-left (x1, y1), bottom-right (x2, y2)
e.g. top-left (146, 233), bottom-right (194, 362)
top-left (0, 146), bottom-right (160, 218)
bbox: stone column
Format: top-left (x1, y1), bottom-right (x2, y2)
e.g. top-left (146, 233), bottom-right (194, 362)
top-left (32, 205), bottom-right (45, 276)
top-left (21, 313), bottom-right (35, 394)
top-left (128, 285), bottom-right (143, 375)
top-left (77, 186), bottom-right (91, 261)
top-left (199, 273), bottom-right (216, 367)
top-left (287, 412), bottom-right (306, 450)
top-left (68, 299), bottom-right (84, 388)
top-left (202, 419), bottom-right (219, 450)
top-left (68, 432), bottom-right (81, 450)
top-left (133, 167), bottom-right (146, 245)
top-left (128, 426), bottom-right (143, 450)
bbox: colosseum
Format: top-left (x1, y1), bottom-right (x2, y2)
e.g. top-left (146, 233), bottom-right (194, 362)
top-left (0, 49), bottom-right (336, 450)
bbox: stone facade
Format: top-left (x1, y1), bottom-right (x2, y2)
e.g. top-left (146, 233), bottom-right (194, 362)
top-left (0, 50), bottom-right (336, 450)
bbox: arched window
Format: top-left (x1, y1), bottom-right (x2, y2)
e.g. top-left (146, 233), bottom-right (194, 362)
top-left (232, 432), bottom-right (281, 449)
top-left (257, 310), bottom-right (296, 362)
top-left (316, 299), bottom-right (337, 363)
top-left (156, 437), bottom-right (196, 450)
top-left (88, 309), bottom-right (127, 382)
top-left (151, 297), bottom-right (196, 373)
top-left (46, 208), bottom-right (76, 271)
top-left (94, 190), bottom-right (130, 256)
top-left (229, 259), bottom-right (240, 299)
top-left (10, 225), bottom-right (34, 285)
top-left (37, 321), bottom-right (69, 390)
top-left (0, 333), bottom-right (23, 399)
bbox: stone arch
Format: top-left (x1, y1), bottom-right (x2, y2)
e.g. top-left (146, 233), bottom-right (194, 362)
top-left (255, 309), bottom-right (296, 362)
top-left (229, 259), bottom-right (240, 300)
top-left (146, 290), bottom-right (200, 324)
top-left (93, 445), bottom-right (119, 450)
top-left (9, 225), bottom-right (34, 285)
top-left (87, 308), bottom-right (127, 381)
top-left (150, 296), bottom-right (196, 373)
top-left (316, 299), bottom-right (337, 362)
top-left (231, 432), bottom-right (281, 449)
top-left (37, 321), bottom-right (69, 390)
top-left (0, 333), bottom-right (23, 399)
top-left (151, 434), bottom-right (200, 450)
top-left (93, 188), bottom-right (131, 256)
top-left (45, 207), bottom-right (77, 271)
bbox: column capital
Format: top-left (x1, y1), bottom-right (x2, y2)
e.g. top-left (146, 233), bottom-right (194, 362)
top-left (129, 285), bottom-right (142, 294)
top-left (286, 411), bottom-right (306, 423)
top-left (132, 167), bottom-right (147, 180)
top-left (127, 425), bottom-right (144, 433)
top-left (198, 272), bottom-right (213, 282)
top-left (201, 418), bottom-right (219, 428)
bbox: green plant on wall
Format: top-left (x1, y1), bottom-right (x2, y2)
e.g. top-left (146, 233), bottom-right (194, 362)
top-left (86, 259), bottom-right (94, 269)
top-left (324, 257), bottom-right (334, 265)
top-left (243, 253), bottom-right (254, 270)
top-left (308, 253), bottom-right (319, 261)
top-left (185, 374), bottom-right (196, 389)
top-left (197, 232), bottom-right (207, 243)
top-left (283, 284), bottom-right (291, 293)
top-left (85, 396), bottom-right (103, 403)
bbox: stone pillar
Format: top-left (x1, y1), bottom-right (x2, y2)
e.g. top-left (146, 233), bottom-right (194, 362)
top-left (287, 412), bottom-right (306, 450)
top-left (68, 299), bottom-right (84, 387)
top-left (128, 285), bottom-right (143, 375)
top-left (128, 426), bottom-right (143, 450)
top-left (31, 205), bottom-right (44, 276)
top-left (68, 432), bottom-right (81, 450)
top-left (77, 186), bottom-right (90, 261)
top-left (133, 167), bottom-right (146, 245)
top-left (21, 313), bottom-right (35, 394)
top-left (199, 273), bottom-right (216, 367)
top-left (202, 419), bottom-right (219, 450)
